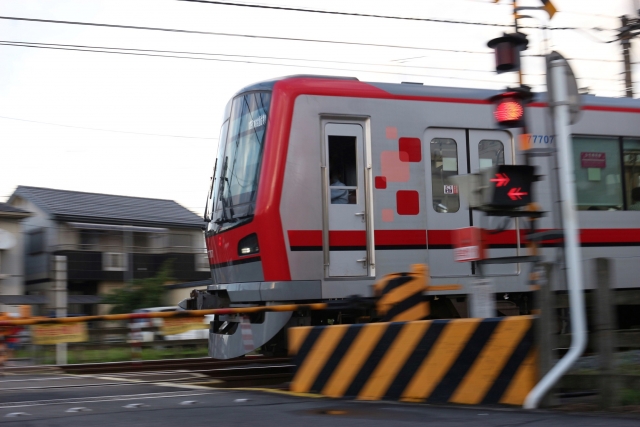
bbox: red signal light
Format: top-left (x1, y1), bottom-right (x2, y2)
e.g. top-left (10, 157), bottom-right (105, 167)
top-left (489, 87), bottom-right (531, 129)
top-left (494, 98), bottom-right (524, 123)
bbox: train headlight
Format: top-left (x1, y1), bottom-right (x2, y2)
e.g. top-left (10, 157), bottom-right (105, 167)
top-left (238, 233), bottom-right (259, 256)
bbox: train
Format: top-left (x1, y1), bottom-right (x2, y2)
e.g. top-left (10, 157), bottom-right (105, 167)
top-left (185, 75), bottom-right (640, 359)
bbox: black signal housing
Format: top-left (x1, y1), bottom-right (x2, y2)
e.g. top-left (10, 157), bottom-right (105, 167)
top-left (483, 165), bottom-right (536, 208)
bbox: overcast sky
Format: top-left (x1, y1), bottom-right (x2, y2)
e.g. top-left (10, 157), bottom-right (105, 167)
top-left (1, 0), bottom-right (638, 216)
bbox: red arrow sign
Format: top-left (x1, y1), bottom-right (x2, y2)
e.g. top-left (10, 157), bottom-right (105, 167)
top-left (507, 187), bottom-right (528, 200)
top-left (490, 173), bottom-right (510, 187)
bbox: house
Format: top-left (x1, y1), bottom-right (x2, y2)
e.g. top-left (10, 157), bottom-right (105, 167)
top-left (8, 186), bottom-right (210, 315)
top-left (0, 202), bottom-right (31, 314)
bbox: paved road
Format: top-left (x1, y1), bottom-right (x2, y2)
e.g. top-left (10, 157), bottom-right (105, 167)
top-left (1, 371), bottom-right (638, 426)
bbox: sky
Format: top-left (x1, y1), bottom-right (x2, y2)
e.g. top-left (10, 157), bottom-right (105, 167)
top-left (1, 0), bottom-right (639, 216)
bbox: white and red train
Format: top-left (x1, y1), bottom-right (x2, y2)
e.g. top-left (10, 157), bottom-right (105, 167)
top-left (194, 75), bottom-right (640, 359)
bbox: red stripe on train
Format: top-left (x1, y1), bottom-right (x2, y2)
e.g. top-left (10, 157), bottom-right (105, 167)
top-left (287, 229), bottom-right (640, 247)
top-left (287, 230), bottom-right (427, 247)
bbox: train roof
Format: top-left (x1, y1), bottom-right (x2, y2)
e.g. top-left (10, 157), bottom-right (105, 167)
top-left (234, 74), bottom-right (640, 109)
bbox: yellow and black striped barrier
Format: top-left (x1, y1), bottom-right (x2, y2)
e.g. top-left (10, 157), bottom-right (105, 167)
top-left (288, 316), bottom-right (537, 406)
top-left (374, 264), bottom-right (461, 322)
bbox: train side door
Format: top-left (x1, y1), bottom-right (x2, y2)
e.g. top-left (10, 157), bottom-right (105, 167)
top-left (424, 128), bottom-right (471, 278)
top-left (468, 130), bottom-right (518, 275)
top-left (323, 123), bottom-right (372, 277)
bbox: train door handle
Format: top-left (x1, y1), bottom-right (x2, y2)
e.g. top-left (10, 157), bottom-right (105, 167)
top-left (355, 212), bottom-right (366, 222)
top-left (357, 258), bottom-right (367, 269)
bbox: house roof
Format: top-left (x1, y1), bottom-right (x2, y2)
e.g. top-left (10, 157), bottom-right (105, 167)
top-left (0, 202), bottom-right (31, 219)
top-left (10, 186), bottom-right (204, 230)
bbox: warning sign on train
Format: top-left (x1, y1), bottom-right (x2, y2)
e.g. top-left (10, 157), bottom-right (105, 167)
top-left (443, 185), bottom-right (458, 194)
top-left (453, 227), bottom-right (484, 262)
top-left (31, 323), bottom-right (88, 345)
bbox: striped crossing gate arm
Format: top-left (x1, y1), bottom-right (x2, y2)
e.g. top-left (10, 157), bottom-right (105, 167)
top-left (288, 316), bottom-right (537, 406)
top-left (374, 264), bottom-right (430, 322)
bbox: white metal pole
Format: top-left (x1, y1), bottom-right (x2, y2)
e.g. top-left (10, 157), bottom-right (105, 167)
top-left (54, 255), bottom-right (68, 365)
top-left (524, 59), bottom-right (588, 409)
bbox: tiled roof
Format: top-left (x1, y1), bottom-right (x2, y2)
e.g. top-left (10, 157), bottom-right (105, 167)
top-left (0, 202), bottom-right (30, 215)
top-left (11, 186), bottom-right (204, 229)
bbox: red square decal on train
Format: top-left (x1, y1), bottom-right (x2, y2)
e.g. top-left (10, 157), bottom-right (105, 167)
top-left (396, 190), bottom-right (419, 215)
top-left (399, 137), bottom-right (422, 162)
top-left (375, 176), bottom-right (387, 189)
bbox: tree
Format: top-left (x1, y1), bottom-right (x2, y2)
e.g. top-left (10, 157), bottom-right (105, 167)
top-left (101, 260), bottom-right (174, 314)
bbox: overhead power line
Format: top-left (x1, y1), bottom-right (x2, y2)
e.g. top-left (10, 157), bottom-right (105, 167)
top-left (0, 115), bottom-right (217, 139)
top-left (0, 15), bottom-right (491, 54)
top-left (177, 0), bottom-right (579, 30)
top-left (0, 41), bottom-right (510, 84)
top-left (1, 40), bottom-right (621, 80)
top-left (0, 40), bottom-right (498, 74)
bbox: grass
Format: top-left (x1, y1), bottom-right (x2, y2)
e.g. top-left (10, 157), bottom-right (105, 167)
top-left (15, 343), bottom-right (210, 364)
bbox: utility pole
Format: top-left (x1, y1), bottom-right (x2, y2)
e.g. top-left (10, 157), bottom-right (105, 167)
top-left (619, 14), bottom-right (637, 98)
top-left (54, 256), bottom-right (67, 365)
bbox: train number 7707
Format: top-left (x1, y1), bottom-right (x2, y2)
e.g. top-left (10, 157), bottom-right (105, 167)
top-left (529, 135), bottom-right (555, 144)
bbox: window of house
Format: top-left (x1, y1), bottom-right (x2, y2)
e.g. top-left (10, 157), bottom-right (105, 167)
top-left (80, 230), bottom-right (101, 249)
top-left (28, 229), bottom-right (44, 255)
top-left (170, 234), bottom-right (192, 248)
top-left (572, 136), bottom-right (623, 211)
top-left (623, 138), bottom-right (640, 210)
top-left (430, 138), bottom-right (459, 213)
top-left (103, 252), bottom-right (127, 271)
top-left (133, 232), bottom-right (149, 249)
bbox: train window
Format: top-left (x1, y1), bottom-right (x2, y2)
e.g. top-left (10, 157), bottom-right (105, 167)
top-left (328, 135), bottom-right (357, 204)
top-left (478, 140), bottom-right (505, 169)
top-left (572, 136), bottom-right (623, 211)
top-left (430, 138), bottom-right (460, 213)
top-left (623, 138), bottom-right (640, 210)
top-left (219, 91), bottom-right (271, 216)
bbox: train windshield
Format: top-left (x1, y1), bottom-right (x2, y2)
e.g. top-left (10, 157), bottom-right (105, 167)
top-left (213, 91), bottom-right (271, 225)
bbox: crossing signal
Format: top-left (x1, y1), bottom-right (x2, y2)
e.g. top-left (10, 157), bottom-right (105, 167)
top-left (492, 92), bottom-right (525, 128)
top-left (490, 86), bottom-right (533, 129)
top-left (482, 165), bottom-right (536, 208)
top-left (487, 32), bottom-right (528, 74)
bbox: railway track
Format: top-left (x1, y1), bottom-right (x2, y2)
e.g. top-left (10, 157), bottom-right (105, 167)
top-left (59, 355), bottom-right (290, 375)
top-left (58, 356), bottom-right (294, 388)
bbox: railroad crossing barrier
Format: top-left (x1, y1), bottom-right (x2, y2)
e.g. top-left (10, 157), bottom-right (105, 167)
top-left (288, 315), bottom-right (537, 406)
top-left (374, 264), bottom-right (461, 322)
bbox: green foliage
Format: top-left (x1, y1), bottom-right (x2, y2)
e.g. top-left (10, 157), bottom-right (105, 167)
top-left (620, 388), bottom-right (640, 406)
top-left (100, 260), bottom-right (174, 314)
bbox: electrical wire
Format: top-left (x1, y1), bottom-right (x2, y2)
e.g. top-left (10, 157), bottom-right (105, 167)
top-left (0, 40), bottom-right (499, 74)
top-left (0, 15), bottom-right (492, 54)
top-left (177, 0), bottom-right (580, 30)
top-left (1, 40), bottom-right (624, 83)
top-left (0, 15), bottom-right (623, 63)
top-left (0, 41), bottom-right (511, 84)
top-left (0, 115), bottom-right (217, 140)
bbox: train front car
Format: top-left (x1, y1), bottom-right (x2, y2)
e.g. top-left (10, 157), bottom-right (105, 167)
top-left (195, 75), bottom-right (525, 359)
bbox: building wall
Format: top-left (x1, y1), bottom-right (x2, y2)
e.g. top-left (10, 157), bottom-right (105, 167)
top-left (0, 217), bottom-right (27, 313)
top-left (9, 195), bottom-right (209, 315)
top-left (9, 197), bottom-right (55, 285)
